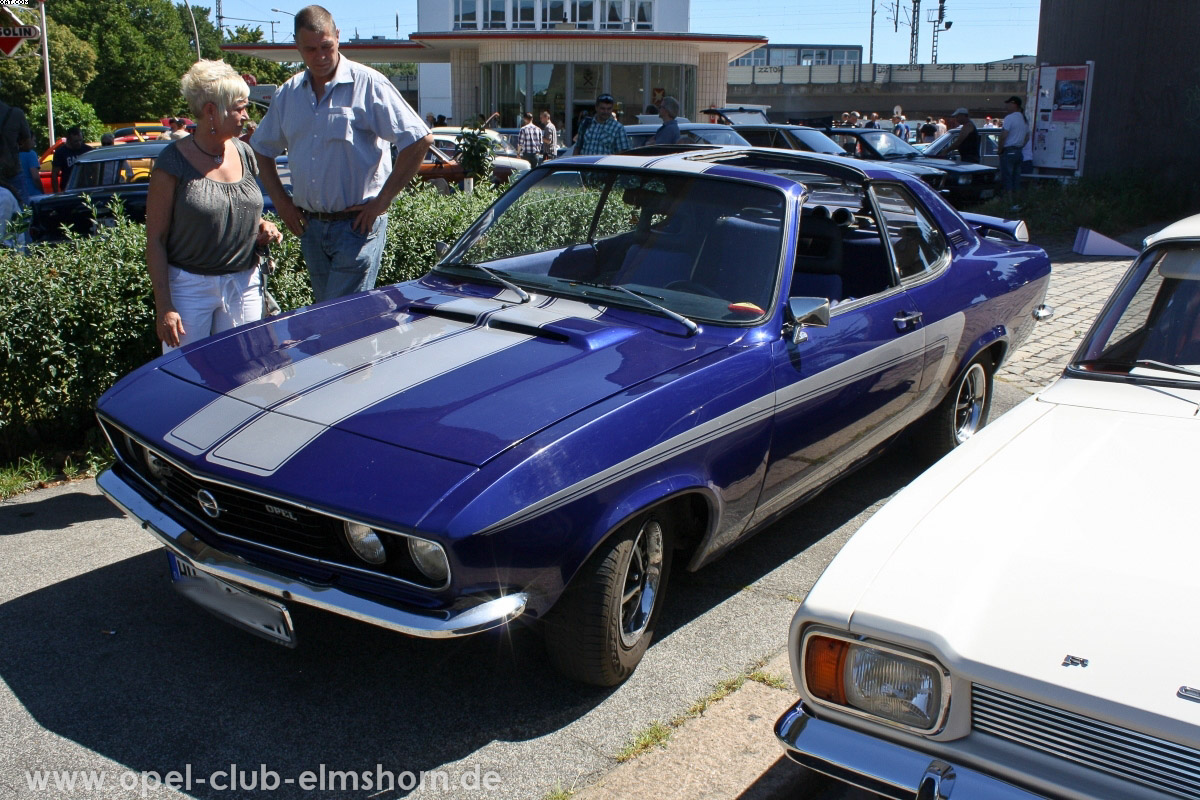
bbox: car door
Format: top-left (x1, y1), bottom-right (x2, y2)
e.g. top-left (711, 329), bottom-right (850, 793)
top-left (750, 211), bottom-right (925, 527)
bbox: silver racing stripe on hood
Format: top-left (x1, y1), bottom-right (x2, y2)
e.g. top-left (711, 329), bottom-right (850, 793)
top-left (199, 296), bottom-right (606, 476)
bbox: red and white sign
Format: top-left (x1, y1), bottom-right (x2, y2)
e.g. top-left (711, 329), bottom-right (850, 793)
top-left (0, 25), bottom-right (39, 57)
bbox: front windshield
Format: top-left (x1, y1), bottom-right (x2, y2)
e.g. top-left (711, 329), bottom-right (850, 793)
top-left (438, 167), bottom-right (786, 324)
top-left (858, 130), bottom-right (921, 158)
top-left (688, 129), bottom-right (750, 146)
top-left (1074, 244), bottom-right (1200, 380)
top-left (922, 131), bottom-right (954, 157)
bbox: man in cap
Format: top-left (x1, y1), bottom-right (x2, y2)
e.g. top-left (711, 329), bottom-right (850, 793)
top-left (945, 107), bottom-right (980, 163)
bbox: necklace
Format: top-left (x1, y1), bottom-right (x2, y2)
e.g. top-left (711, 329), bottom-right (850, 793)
top-left (192, 137), bottom-right (224, 165)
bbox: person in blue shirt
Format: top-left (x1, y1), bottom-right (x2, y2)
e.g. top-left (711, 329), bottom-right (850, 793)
top-left (16, 132), bottom-right (41, 205)
top-left (891, 114), bottom-right (910, 142)
top-left (653, 97), bottom-right (681, 145)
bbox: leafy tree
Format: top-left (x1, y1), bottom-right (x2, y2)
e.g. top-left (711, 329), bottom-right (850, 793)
top-left (222, 25), bottom-right (295, 88)
top-left (28, 93), bottom-right (103, 149)
top-left (49, 0), bottom-right (196, 121)
top-left (0, 14), bottom-right (97, 113)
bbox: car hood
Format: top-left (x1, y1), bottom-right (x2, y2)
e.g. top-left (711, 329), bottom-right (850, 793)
top-left (152, 283), bottom-right (725, 474)
top-left (809, 376), bottom-right (1200, 731)
top-left (865, 159), bottom-right (945, 179)
top-left (893, 155), bottom-right (992, 175)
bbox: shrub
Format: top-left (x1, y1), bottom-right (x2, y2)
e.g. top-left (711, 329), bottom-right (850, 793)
top-left (28, 94), bottom-right (105, 151)
top-left (0, 180), bottom-right (504, 460)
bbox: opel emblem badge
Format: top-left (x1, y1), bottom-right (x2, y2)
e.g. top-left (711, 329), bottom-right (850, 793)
top-left (196, 489), bottom-right (222, 519)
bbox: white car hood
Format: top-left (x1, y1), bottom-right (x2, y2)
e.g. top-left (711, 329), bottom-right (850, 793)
top-left (807, 376), bottom-right (1200, 735)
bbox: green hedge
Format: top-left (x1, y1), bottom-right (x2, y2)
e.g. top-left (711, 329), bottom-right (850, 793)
top-left (0, 181), bottom-right (502, 460)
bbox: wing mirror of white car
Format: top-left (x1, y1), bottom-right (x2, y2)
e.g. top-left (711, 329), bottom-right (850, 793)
top-left (784, 297), bottom-right (831, 344)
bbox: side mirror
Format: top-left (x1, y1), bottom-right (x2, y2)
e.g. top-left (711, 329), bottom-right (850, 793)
top-left (784, 296), bottom-right (830, 344)
top-left (434, 241), bottom-right (451, 258)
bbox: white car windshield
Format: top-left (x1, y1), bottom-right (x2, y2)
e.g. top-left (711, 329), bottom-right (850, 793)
top-left (1074, 244), bottom-right (1200, 380)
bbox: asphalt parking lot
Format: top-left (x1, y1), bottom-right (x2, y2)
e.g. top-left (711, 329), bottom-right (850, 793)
top-left (0, 233), bottom-right (1142, 800)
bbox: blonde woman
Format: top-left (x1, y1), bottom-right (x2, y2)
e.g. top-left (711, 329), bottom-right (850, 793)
top-left (147, 60), bottom-right (281, 352)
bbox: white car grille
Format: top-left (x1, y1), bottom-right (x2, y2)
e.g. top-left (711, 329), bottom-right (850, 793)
top-left (972, 684), bottom-right (1200, 799)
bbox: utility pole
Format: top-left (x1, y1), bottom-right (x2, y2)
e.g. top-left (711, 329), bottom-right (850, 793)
top-left (930, 0), bottom-right (949, 64)
top-left (216, 0), bottom-right (223, 35)
top-left (908, 0), bottom-right (921, 65)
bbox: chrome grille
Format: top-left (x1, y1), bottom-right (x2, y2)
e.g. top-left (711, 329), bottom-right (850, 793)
top-left (972, 684), bottom-right (1200, 799)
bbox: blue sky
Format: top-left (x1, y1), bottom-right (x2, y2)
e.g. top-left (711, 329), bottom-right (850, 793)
top-left (222, 0), bottom-right (1040, 66)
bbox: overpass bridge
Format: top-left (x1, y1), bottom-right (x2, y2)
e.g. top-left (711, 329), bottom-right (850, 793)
top-left (726, 62), bottom-right (1034, 124)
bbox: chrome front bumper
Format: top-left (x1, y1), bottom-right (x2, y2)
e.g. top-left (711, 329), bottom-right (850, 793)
top-left (775, 701), bottom-right (1046, 800)
top-left (97, 468), bottom-right (527, 639)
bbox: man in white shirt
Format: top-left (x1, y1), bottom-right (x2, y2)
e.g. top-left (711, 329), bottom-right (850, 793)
top-left (252, 5), bottom-right (432, 302)
top-left (1000, 95), bottom-right (1030, 195)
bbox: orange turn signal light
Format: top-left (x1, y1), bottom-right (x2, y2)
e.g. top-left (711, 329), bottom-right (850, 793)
top-left (804, 635), bottom-right (849, 705)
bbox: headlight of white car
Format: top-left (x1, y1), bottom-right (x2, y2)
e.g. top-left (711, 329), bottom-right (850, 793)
top-left (801, 628), bottom-right (950, 732)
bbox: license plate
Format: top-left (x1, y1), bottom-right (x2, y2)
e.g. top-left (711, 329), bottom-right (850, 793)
top-left (169, 553), bottom-right (296, 647)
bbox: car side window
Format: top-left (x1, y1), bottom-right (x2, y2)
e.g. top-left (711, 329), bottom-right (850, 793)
top-left (741, 130), bottom-right (773, 147)
top-left (871, 183), bottom-right (950, 280)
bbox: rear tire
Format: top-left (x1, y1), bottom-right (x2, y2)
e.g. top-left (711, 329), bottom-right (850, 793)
top-left (543, 511), bottom-right (674, 686)
top-left (921, 357), bottom-right (992, 457)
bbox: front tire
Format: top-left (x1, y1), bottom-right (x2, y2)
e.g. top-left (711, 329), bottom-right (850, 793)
top-left (543, 511), bottom-right (674, 686)
top-left (922, 357), bottom-right (992, 457)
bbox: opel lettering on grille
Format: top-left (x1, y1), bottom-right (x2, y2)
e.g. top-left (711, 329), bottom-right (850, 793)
top-left (264, 503), bottom-right (299, 521)
top-left (196, 489), bottom-right (222, 519)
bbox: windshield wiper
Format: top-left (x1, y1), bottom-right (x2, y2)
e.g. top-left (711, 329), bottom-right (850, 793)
top-left (1134, 359), bottom-right (1200, 379)
top-left (573, 281), bottom-right (699, 336)
top-left (442, 262), bottom-right (530, 304)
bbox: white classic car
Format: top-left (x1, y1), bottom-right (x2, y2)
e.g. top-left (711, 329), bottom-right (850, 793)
top-left (775, 214), bottom-right (1200, 800)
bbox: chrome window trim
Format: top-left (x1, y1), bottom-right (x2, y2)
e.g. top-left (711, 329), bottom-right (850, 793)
top-left (799, 626), bottom-right (953, 735)
top-left (98, 415), bottom-right (452, 592)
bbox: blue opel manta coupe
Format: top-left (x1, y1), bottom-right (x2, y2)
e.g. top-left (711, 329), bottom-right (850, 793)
top-left (96, 147), bottom-right (1051, 686)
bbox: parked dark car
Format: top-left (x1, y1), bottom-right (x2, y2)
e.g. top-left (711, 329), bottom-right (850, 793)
top-left (624, 122), bottom-right (749, 149)
top-left (30, 140), bottom-right (278, 243)
top-left (827, 127), bottom-right (998, 205)
top-left (922, 125), bottom-right (1004, 168)
top-left (736, 123), bottom-right (949, 193)
top-left (96, 147), bottom-right (1050, 687)
top-left (700, 106), bottom-right (772, 125)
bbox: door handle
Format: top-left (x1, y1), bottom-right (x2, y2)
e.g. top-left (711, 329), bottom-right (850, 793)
top-left (893, 310), bottom-right (924, 331)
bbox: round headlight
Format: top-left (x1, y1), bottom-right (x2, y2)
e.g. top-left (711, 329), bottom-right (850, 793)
top-left (957, 174), bottom-right (972, 185)
top-left (144, 448), bottom-right (169, 480)
top-left (343, 522), bottom-right (387, 565)
top-left (407, 538), bottom-right (449, 584)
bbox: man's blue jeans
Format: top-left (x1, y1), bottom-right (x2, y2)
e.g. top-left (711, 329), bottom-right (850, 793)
top-left (300, 213), bottom-right (388, 303)
top-left (1000, 147), bottom-right (1023, 194)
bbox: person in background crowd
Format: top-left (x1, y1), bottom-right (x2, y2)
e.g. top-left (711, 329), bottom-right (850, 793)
top-left (935, 117), bottom-right (948, 136)
top-left (573, 93), bottom-right (629, 155)
top-left (425, 112), bottom-right (436, 127)
top-left (252, 4), bottom-right (432, 303)
top-left (0, 82), bottom-right (31, 201)
top-left (435, 114), bottom-right (447, 126)
top-left (540, 110), bottom-right (557, 160)
top-left (517, 111), bottom-right (542, 167)
top-left (919, 117), bottom-right (939, 143)
top-left (999, 95), bottom-right (1030, 194)
top-left (51, 127), bottom-right (91, 192)
top-left (653, 96), bottom-right (681, 144)
top-left (891, 113), bottom-right (909, 141)
top-left (239, 119), bottom-right (257, 144)
top-left (840, 112), bottom-right (850, 126)
top-left (945, 107), bottom-right (980, 163)
top-left (146, 60), bottom-right (282, 353)
top-left (848, 110), bottom-right (862, 127)
top-left (167, 117), bottom-right (190, 140)
top-left (16, 132), bottom-right (40, 205)
top-left (863, 112), bottom-right (881, 129)
top-left (98, 132), bottom-right (134, 184)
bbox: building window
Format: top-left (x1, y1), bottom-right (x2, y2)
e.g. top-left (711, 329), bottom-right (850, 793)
top-left (573, 0), bottom-right (593, 26)
top-left (734, 47), bottom-right (767, 67)
top-left (800, 49), bottom-right (829, 66)
top-left (600, 0), bottom-right (624, 29)
top-left (512, 0), bottom-right (535, 28)
top-left (484, 0), bottom-right (506, 28)
top-left (634, 0), bottom-right (652, 29)
top-left (542, 0), bottom-right (566, 26)
top-left (831, 49), bottom-right (860, 65)
top-left (769, 48), bottom-right (797, 66)
top-left (454, 0), bottom-right (478, 29)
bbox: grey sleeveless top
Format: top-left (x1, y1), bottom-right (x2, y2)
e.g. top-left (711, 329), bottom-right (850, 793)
top-left (156, 138), bottom-right (263, 275)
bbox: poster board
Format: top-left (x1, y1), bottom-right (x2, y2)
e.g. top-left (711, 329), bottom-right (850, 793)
top-left (1031, 62), bottom-right (1093, 175)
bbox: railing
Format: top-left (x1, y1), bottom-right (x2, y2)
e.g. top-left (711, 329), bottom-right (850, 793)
top-left (727, 62), bottom-right (1033, 86)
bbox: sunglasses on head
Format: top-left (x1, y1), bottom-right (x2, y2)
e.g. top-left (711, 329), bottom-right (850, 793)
top-left (596, 95), bottom-right (615, 104)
